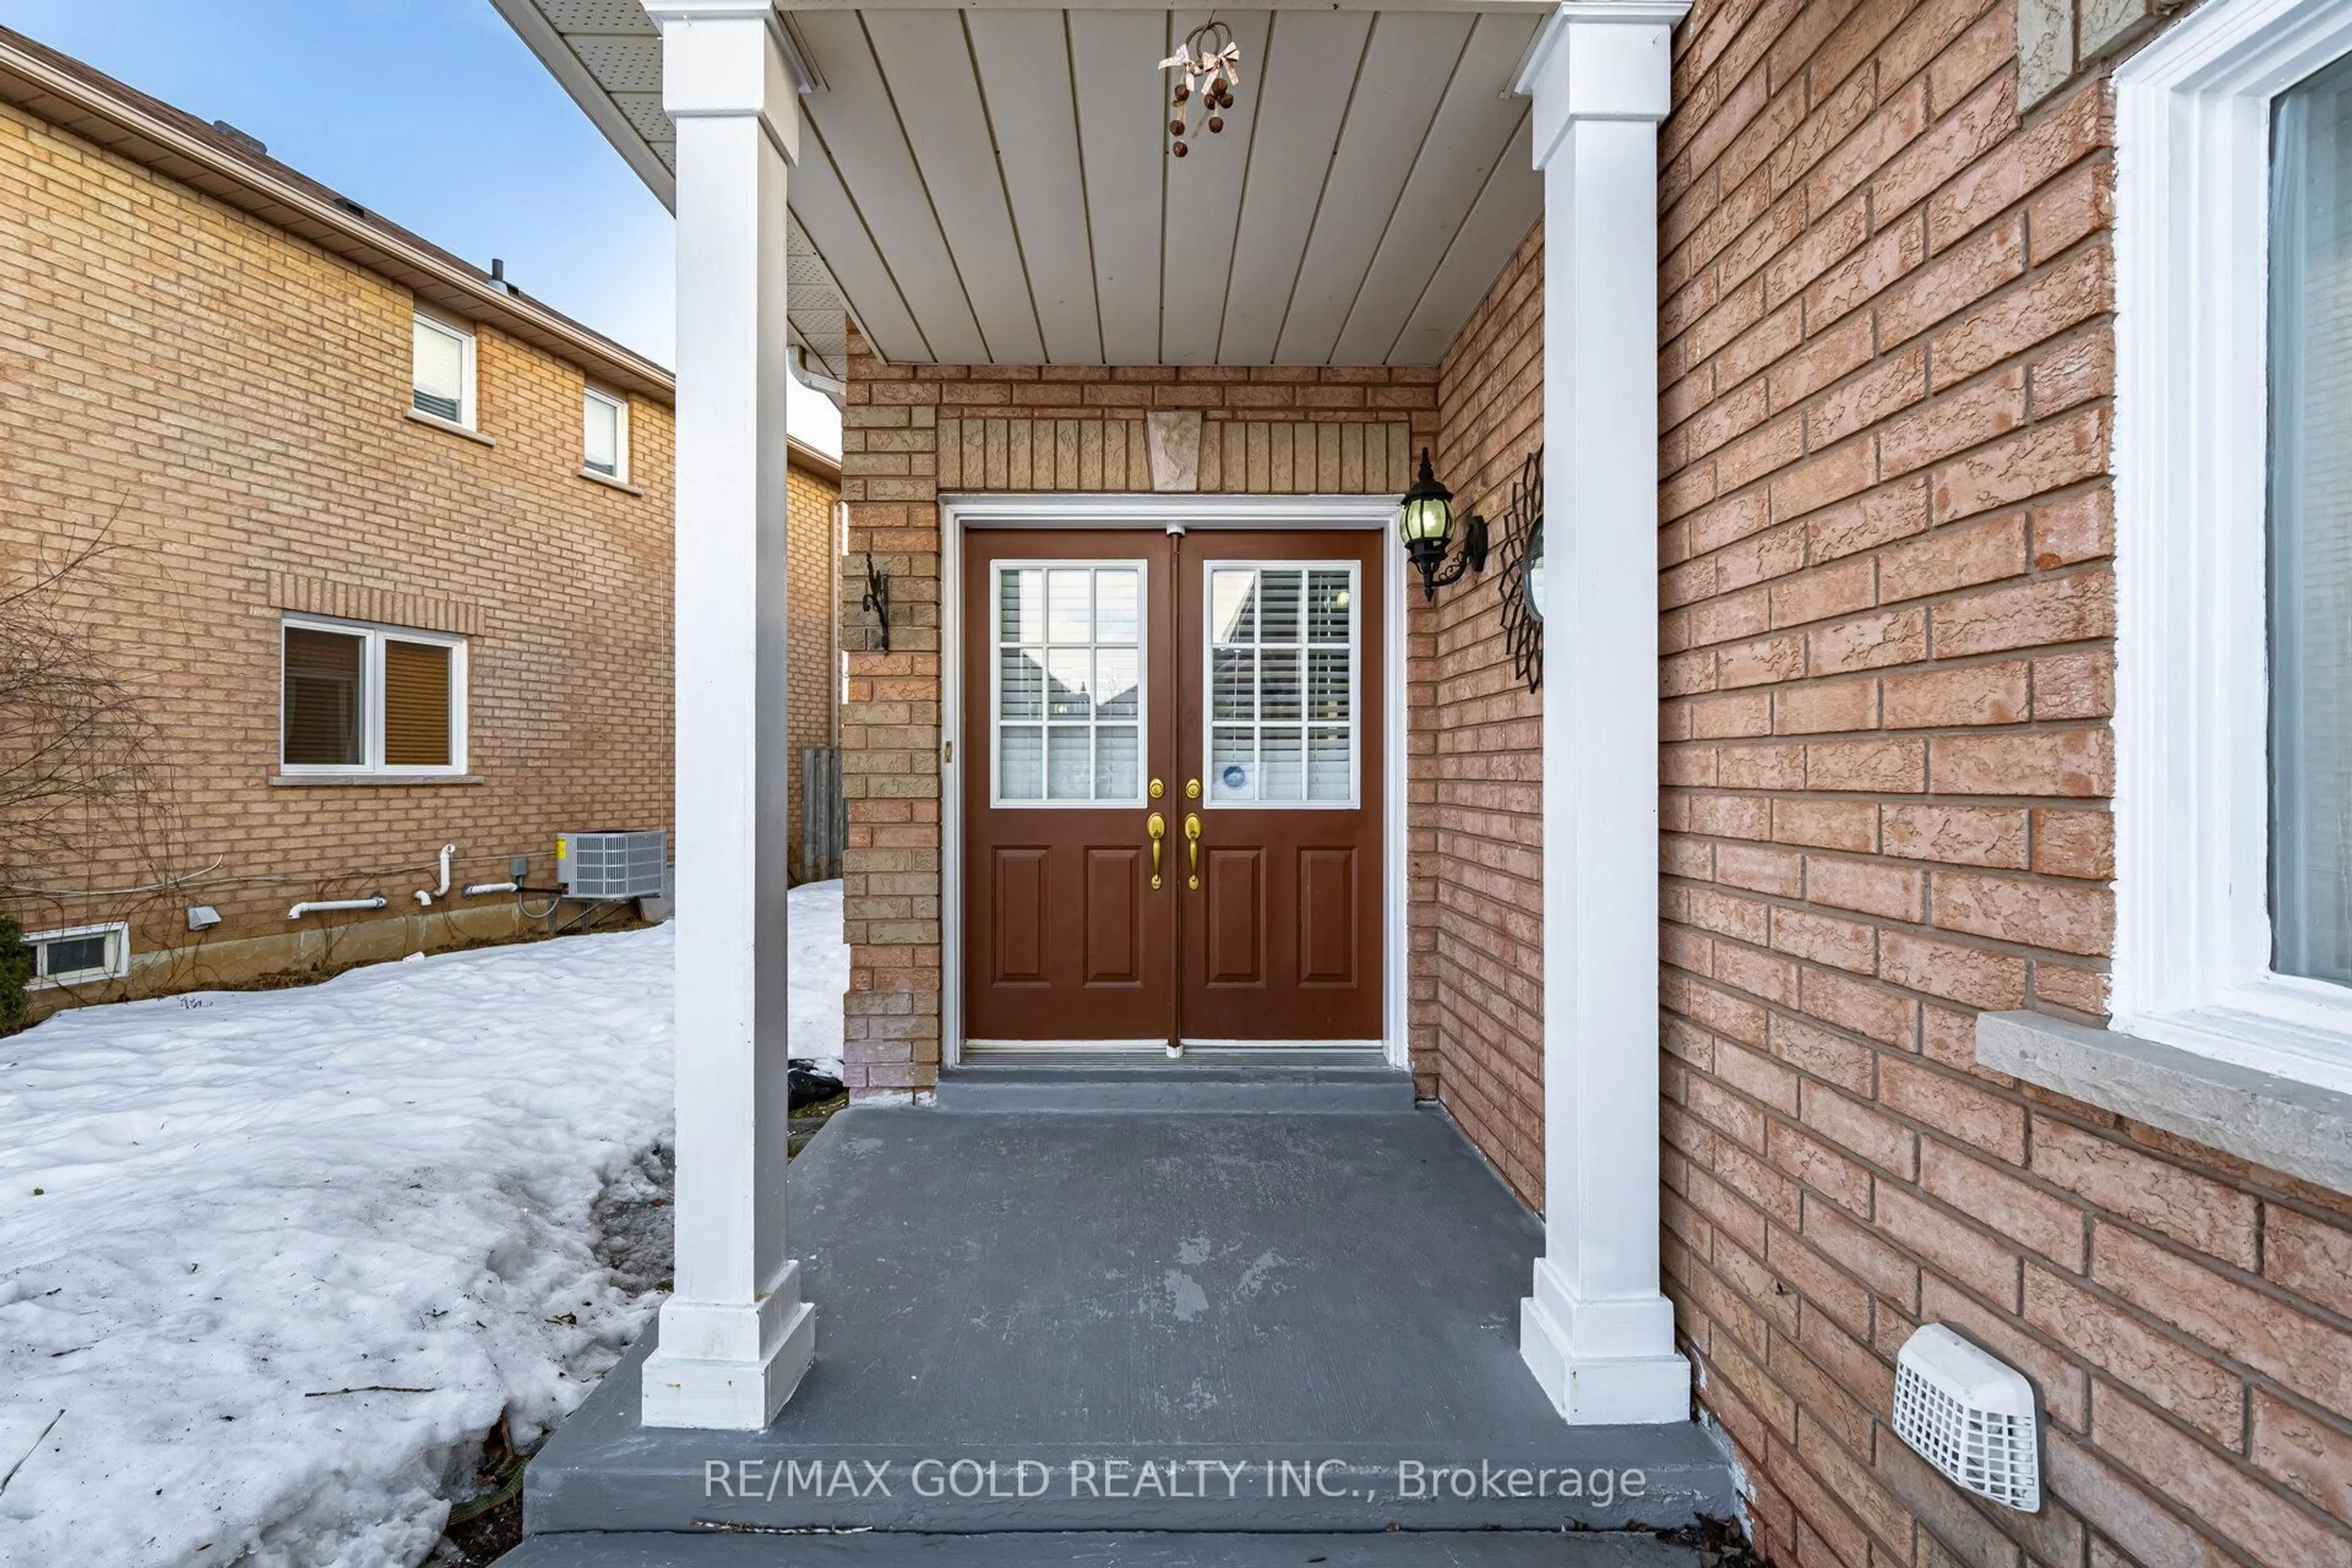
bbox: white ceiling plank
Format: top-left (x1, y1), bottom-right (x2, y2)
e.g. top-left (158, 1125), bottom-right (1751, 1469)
top-left (863, 10), bottom-right (1047, 364)
top-left (1156, 9), bottom-right (1271, 364)
top-left (787, 138), bottom-right (930, 363)
top-left (966, 11), bottom-right (1104, 364)
top-left (793, 10), bottom-right (990, 363)
top-left (1068, 9), bottom-right (1169, 365)
top-left (1215, 10), bottom-right (1374, 364)
top-left (1329, 10), bottom-right (1539, 365)
top-left (1273, 10), bottom-right (1473, 364)
top-left (1388, 111), bottom-right (1539, 363)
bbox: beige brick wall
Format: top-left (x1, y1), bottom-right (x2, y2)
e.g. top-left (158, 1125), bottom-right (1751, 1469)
top-left (1417, 222), bottom-right (1547, 1197)
top-left (837, 336), bottom-right (1438, 1095)
top-left (1651, 1), bottom-right (2352, 1565)
top-left (787, 454), bottom-right (840, 881)
top-left (0, 99), bottom-right (676, 1001)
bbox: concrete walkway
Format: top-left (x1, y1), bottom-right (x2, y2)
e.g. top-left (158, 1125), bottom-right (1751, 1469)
top-left (524, 1087), bottom-right (1736, 1555)
top-left (498, 1529), bottom-right (1705, 1566)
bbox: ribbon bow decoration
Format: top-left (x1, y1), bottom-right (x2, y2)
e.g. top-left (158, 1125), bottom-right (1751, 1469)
top-left (1160, 20), bottom-right (1240, 157)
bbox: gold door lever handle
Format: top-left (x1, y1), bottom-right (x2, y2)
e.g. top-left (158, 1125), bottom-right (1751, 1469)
top-left (1147, 811), bottom-right (1166, 889)
top-left (1184, 813), bottom-right (1202, 889)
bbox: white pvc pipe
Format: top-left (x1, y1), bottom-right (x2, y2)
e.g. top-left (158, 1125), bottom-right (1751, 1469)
top-left (462, 881), bottom-right (518, 897)
top-left (287, 895), bottom-right (386, 920)
top-left (415, 843), bottom-right (455, 906)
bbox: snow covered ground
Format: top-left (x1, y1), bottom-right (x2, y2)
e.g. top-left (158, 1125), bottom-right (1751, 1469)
top-left (0, 881), bottom-right (848, 1567)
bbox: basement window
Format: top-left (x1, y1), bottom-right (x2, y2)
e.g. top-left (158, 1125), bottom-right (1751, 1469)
top-left (24, 922), bottom-right (130, 988)
top-left (583, 388), bottom-right (629, 481)
top-left (411, 314), bottom-right (477, 428)
top-left (281, 616), bottom-right (467, 776)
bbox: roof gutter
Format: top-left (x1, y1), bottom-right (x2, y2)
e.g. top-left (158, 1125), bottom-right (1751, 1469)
top-left (0, 35), bottom-right (675, 404)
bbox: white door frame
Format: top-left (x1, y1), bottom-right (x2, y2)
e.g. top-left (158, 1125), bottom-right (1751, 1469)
top-left (938, 491), bottom-right (1409, 1071)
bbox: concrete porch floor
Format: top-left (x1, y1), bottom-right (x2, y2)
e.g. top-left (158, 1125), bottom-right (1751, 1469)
top-left (522, 1082), bottom-right (1736, 1556)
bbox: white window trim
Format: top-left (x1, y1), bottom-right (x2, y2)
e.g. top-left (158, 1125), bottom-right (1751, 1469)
top-left (2113, 0), bottom-right (2352, 1096)
top-left (24, 921), bottom-right (130, 988)
top-left (279, 612), bottom-right (470, 778)
top-left (1199, 558), bottom-right (1364, 812)
top-left (987, 558), bottom-right (1152, 811)
top-left (412, 312), bottom-right (478, 430)
top-left (584, 386), bottom-right (630, 482)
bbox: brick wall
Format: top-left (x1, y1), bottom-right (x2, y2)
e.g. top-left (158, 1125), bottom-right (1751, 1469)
top-left (1653, 2), bottom-right (2352, 1566)
top-left (837, 334), bottom-right (1436, 1096)
top-left (0, 99), bottom-right (676, 1000)
top-left (1419, 222), bottom-right (1547, 1197)
top-left (786, 453), bottom-right (840, 881)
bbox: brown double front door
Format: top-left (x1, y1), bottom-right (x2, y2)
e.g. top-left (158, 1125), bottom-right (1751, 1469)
top-left (963, 526), bottom-right (1385, 1049)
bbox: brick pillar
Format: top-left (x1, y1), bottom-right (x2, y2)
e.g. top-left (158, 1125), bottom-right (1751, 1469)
top-left (839, 342), bottom-right (944, 1098)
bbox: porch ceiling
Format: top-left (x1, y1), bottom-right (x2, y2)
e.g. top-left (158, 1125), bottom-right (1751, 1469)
top-left (493, 1), bottom-right (1550, 377)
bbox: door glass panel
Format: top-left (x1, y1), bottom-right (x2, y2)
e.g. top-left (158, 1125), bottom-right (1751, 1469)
top-left (1203, 563), bottom-right (1357, 804)
top-left (996, 562), bottom-right (1145, 804)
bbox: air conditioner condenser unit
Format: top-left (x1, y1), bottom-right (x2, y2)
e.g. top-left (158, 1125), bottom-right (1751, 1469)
top-left (555, 829), bottom-right (669, 902)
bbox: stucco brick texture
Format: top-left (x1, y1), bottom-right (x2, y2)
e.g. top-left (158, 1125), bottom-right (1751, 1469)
top-left (1638, 1), bottom-right (2352, 1565)
top-left (0, 100), bottom-right (676, 997)
top-left (1419, 222), bottom-right (1547, 1200)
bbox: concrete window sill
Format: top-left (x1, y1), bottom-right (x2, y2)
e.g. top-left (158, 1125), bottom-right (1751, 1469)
top-left (404, 408), bottom-right (496, 447)
top-left (270, 774), bottom-right (485, 787)
top-left (1977, 1010), bottom-right (2352, 1198)
top-left (576, 467), bottom-right (643, 496)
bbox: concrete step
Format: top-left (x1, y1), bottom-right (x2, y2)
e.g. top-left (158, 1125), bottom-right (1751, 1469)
top-left (937, 1054), bottom-right (1412, 1113)
top-left (497, 1529), bottom-right (1702, 1567)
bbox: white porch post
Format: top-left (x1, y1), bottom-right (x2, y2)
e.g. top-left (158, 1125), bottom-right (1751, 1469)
top-left (1515, 1), bottom-right (1693, 1427)
top-left (639, 0), bottom-right (813, 1431)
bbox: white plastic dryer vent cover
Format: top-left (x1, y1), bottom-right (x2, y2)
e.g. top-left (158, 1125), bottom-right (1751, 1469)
top-left (1893, 1323), bottom-right (2041, 1512)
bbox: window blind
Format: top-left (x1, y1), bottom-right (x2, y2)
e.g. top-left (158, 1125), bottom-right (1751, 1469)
top-left (283, 627), bottom-right (364, 766)
top-left (413, 318), bottom-right (466, 423)
top-left (584, 391), bottom-right (620, 476)
top-left (383, 639), bottom-right (453, 767)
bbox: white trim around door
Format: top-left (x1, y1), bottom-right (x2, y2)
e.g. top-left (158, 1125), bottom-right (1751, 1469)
top-left (938, 491), bottom-right (1409, 1072)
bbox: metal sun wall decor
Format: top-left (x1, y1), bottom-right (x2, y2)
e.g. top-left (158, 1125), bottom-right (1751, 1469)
top-left (1493, 447), bottom-right (1544, 693)
top-left (1160, 19), bottom-right (1241, 159)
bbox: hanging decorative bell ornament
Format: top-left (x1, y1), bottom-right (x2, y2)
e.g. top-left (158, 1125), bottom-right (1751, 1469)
top-left (1158, 18), bottom-right (1242, 159)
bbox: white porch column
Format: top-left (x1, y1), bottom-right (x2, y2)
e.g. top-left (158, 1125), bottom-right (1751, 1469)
top-left (1515, 1), bottom-right (1693, 1427)
top-left (640, 0), bottom-right (812, 1431)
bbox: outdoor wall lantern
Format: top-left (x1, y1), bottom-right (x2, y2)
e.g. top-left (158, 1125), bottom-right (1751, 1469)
top-left (1399, 448), bottom-right (1488, 601)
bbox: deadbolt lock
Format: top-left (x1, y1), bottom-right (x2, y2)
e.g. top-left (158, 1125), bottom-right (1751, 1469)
top-left (1185, 777), bottom-right (1202, 800)
top-left (1149, 777), bottom-right (1164, 799)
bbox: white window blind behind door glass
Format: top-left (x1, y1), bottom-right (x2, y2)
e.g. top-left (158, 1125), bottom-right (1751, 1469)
top-left (2269, 53), bottom-right (2352, 986)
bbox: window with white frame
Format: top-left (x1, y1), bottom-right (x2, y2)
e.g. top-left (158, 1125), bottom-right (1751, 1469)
top-left (583, 387), bottom-right (628, 480)
top-left (992, 562), bottom-right (1144, 805)
top-left (411, 314), bottom-right (476, 428)
top-left (2113, 0), bottom-right (2352, 1093)
top-left (23, 922), bottom-right (129, 987)
top-left (281, 616), bottom-right (467, 775)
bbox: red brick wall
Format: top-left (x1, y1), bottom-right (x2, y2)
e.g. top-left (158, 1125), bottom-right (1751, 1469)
top-left (0, 100), bottom-right (676, 1001)
top-left (1417, 222), bottom-right (1547, 1199)
top-left (837, 336), bottom-right (1438, 1096)
top-left (1653, 1), bottom-right (2352, 1565)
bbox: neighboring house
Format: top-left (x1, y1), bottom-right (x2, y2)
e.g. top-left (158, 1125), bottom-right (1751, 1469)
top-left (0, 29), bottom-right (834, 1013)
top-left (508, 3), bottom-right (2352, 1567)
top-left (785, 435), bottom-right (845, 881)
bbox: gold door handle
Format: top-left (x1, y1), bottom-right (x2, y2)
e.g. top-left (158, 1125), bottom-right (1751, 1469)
top-left (1184, 813), bottom-right (1201, 889)
top-left (1147, 811), bottom-right (1166, 889)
